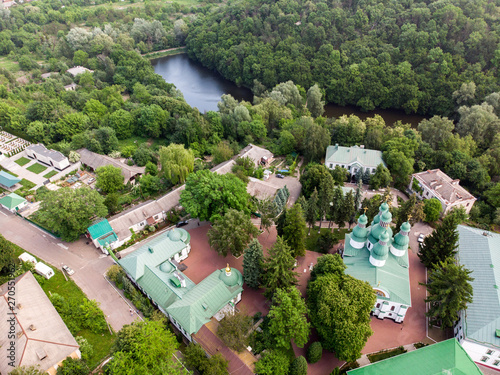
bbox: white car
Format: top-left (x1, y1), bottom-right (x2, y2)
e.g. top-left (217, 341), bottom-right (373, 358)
top-left (417, 234), bottom-right (426, 243)
top-left (62, 265), bottom-right (74, 275)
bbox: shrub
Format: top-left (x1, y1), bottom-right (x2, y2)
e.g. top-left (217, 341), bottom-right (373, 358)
top-left (307, 341), bottom-right (322, 363)
top-left (76, 336), bottom-right (93, 362)
top-left (290, 356), bottom-right (308, 375)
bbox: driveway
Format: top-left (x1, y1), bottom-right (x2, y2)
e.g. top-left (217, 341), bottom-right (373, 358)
top-left (0, 208), bottom-right (138, 332)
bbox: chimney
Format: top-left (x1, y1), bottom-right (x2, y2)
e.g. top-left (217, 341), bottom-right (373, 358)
top-left (29, 324), bottom-right (36, 331)
top-left (451, 179), bottom-right (460, 185)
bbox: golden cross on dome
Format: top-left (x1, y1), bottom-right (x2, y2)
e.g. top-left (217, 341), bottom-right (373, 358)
top-left (363, 207), bottom-right (368, 213)
top-left (408, 214), bottom-right (412, 221)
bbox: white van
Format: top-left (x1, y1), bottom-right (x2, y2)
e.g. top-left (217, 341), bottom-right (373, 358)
top-left (18, 252), bottom-right (37, 265)
top-left (34, 262), bottom-right (54, 279)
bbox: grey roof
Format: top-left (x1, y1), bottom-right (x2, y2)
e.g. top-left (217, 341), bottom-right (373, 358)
top-left (413, 169), bottom-right (476, 205)
top-left (211, 143), bottom-right (274, 175)
top-left (26, 143), bottom-right (67, 162)
top-left (246, 177), bottom-right (281, 200)
top-left (325, 144), bottom-right (385, 169)
top-left (0, 272), bottom-right (79, 374)
top-left (457, 225), bottom-right (500, 348)
top-left (66, 66), bottom-right (93, 77)
top-left (77, 148), bottom-right (145, 184)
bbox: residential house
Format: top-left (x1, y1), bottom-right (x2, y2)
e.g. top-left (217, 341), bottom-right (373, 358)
top-left (409, 169), bottom-right (476, 215)
top-left (87, 219), bottom-right (119, 253)
top-left (118, 229), bottom-right (243, 342)
top-left (25, 144), bottom-right (70, 171)
top-left (0, 170), bottom-right (21, 190)
top-left (343, 202), bottom-right (411, 323)
top-left (66, 66), bottom-right (93, 77)
top-left (454, 226), bottom-right (500, 371)
top-left (0, 272), bottom-right (80, 375)
top-left (325, 144), bottom-right (385, 176)
top-left (348, 339), bottom-right (482, 375)
top-left (0, 192), bottom-right (27, 212)
top-left (78, 148), bottom-right (145, 184)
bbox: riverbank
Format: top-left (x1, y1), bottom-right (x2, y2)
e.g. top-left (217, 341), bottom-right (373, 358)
top-left (143, 47), bottom-right (187, 59)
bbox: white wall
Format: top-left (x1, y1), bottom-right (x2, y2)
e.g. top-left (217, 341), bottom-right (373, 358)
top-left (372, 298), bottom-right (408, 323)
top-left (461, 340), bottom-right (500, 370)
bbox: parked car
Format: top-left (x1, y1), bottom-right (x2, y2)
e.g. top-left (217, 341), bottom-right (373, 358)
top-left (62, 265), bottom-right (74, 275)
top-left (176, 220), bottom-right (189, 228)
top-left (276, 174), bottom-right (285, 179)
top-left (417, 234), bottom-right (426, 243)
top-left (87, 177), bottom-right (95, 184)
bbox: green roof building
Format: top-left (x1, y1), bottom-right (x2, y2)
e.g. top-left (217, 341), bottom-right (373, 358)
top-left (325, 144), bottom-right (386, 176)
top-left (343, 203), bottom-right (411, 323)
top-left (0, 192), bottom-right (27, 212)
top-left (119, 231), bottom-right (243, 341)
top-left (454, 225), bottom-right (500, 371)
top-left (347, 339), bottom-right (482, 375)
top-left (0, 170), bottom-right (21, 189)
top-left (87, 219), bottom-right (118, 254)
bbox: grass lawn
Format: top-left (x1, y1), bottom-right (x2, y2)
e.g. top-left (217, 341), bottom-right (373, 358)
top-left (43, 170), bottom-right (58, 179)
top-left (0, 56), bottom-right (20, 72)
top-left (15, 178), bottom-right (36, 197)
top-left (305, 227), bottom-right (350, 253)
top-left (27, 163), bottom-right (48, 174)
top-left (15, 157), bottom-right (31, 166)
top-left (1, 242), bottom-right (115, 370)
top-left (368, 346), bottom-right (407, 363)
top-left (118, 136), bottom-right (168, 152)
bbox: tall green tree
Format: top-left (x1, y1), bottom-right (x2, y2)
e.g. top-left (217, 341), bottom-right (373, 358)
top-left (255, 350), bottom-right (290, 375)
top-left (283, 203), bottom-right (307, 257)
top-left (268, 288), bottom-right (310, 349)
top-left (217, 310), bottom-right (253, 352)
top-left (307, 84), bottom-right (325, 118)
top-left (424, 198), bottom-right (443, 222)
top-left (56, 358), bottom-right (89, 375)
top-left (307, 254), bottom-right (375, 362)
top-left (109, 320), bottom-right (186, 375)
top-left (318, 176), bottom-right (334, 231)
top-left (300, 164), bottom-right (335, 199)
top-left (302, 123), bottom-right (331, 162)
top-left (256, 197), bottom-right (276, 233)
top-left (305, 188), bottom-right (319, 234)
top-left (418, 213), bottom-right (460, 268)
top-left (243, 239), bottom-right (264, 289)
top-left (96, 165), bottom-right (124, 194)
top-left (36, 188), bottom-right (107, 241)
top-left (342, 191), bottom-right (356, 229)
top-left (180, 170), bottom-right (250, 222)
top-left (422, 259), bottom-right (474, 329)
top-left (263, 237), bottom-right (298, 299)
top-left (208, 209), bottom-right (259, 257)
top-left (395, 194), bottom-right (417, 229)
top-left (370, 164), bottom-right (392, 190)
top-left (0, 234), bottom-right (14, 272)
top-left (159, 144), bottom-right (194, 185)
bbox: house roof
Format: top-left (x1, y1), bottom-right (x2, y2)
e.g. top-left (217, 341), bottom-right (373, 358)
top-left (167, 269), bottom-right (243, 335)
top-left (77, 148), bottom-right (145, 184)
top-left (87, 219), bottom-right (113, 239)
top-left (0, 192), bottom-right (26, 210)
top-left (325, 144), bottom-right (385, 169)
top-left (0, 170), bottom-right (21, 188)
top-left (413, 169), bottom-right (475, 205)
top-left (0, 272), bottom-right (79, 374)
top-left (347, 339), bottom-right (482, 375)
top-left (457, 225), bottom-right (500, 348)
top-left (66, 66), bottom-right (93, 77)
top-left (119, 229), bottom-right (190, 280)
top-left (246, 177), bottom-right (281, 200)
top-left (26, 143), bottom-right (67, 162)
top-left (344, 231), bottom-right (411, 306)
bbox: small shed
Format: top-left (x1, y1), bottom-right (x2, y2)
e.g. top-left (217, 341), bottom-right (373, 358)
top-left (0, 193), bottom-right (27, 212)
top-left (34, 262), bottom-right (54, 279)
top-left (18, 252), bottom-right (37, 265)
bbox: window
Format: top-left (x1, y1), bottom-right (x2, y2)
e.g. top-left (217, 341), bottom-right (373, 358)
top-left (329, 164), bottom-right (333, 168)
top-left (376, 303), bottom-right (380, 308)
top-left (481, 356), bottom-right (489, 363)
top-left (494, 360), bottom-right (500, 366)
top-left (140, 222), bottom-right (145, 226)
top-left (390, 306), bottom-right (395, 311)
top-left (487, 350), bottom-right (494, 355)
top-left (348, 166), bottom-right (351, 171)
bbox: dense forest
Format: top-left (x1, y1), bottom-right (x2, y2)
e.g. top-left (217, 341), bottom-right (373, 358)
top-left (187, 0), bottom-right (500, 115)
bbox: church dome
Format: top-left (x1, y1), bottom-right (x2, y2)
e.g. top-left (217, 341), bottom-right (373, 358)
top-left (358, 214), bottom-right (368, 226)
top-left (159, 261), bottom-right (174, 273)
top-left (219, 267), bottom-right (243, 287)
top-left (391, 221), bottom-right (411, 256)
top-left (167, 229), bottom-right (182, 241)
top-left (372, 202), bottom-right (389, 225)
top-left (372, 230), bottom-right (390, 260)
top-left (400, 221), bottom-right (411, 233)
top-left (352, 223), bottom-right (368, 240)
top-left (381, 210), bottom-right (392, 224)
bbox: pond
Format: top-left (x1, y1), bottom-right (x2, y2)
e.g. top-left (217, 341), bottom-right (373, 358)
top-left (151, 53), bottom-right (426, 127)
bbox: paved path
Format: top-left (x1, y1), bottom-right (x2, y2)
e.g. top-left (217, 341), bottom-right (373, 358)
top-left (0, 208), bottom-right (138, 332)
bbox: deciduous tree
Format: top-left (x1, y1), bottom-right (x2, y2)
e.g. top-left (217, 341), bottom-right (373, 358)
top-left (159, 144), bottom-right (194, 185)
top-left (217, 310), bottom-right (253, 352)
top-left (423, 198), bottom-right (442, 222)
top-left (370, 164), bottom-right (392, 190)
top-left (96, 165), bottom-right (124, 194)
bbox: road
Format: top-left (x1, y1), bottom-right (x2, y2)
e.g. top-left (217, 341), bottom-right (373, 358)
top-left (0, 209), bottom-right (138, 332)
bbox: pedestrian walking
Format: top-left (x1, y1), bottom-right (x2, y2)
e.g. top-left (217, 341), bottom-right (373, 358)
top-left (129, 308), bottom-right (133, 316)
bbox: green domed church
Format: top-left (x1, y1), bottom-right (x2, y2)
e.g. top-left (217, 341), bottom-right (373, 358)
top-left (343, 203), bottom-right (412, 323)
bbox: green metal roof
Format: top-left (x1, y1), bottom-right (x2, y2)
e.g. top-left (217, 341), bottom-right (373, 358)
top-left (119, 229), bottom-right (190, 280)
top-left (88, 219), bottom-right (113, 240)
top-left (344, 231), bottom-right (411, 306)
top-left (457, 225), bottom-right (500, 348)
top-left (97, 232), bottom-right (118, 247)
top-left (348, 339), bottom-right (482, 375)
top-left (167, 269), bottom-right (243, 335)
top-left (325, 145), bottom-right (385, 169)
top-left (0, 170), bottom-right (21, 188)
top-left (0, 193), bottom-right (26, 210)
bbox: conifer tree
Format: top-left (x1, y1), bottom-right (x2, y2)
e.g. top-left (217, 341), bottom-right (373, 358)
top-left (283, 203), bottom-right (307, 257)
top-left (305, 189), bottom-right (319, 234)
top-left (263, 237), bottom-right (298, 299)
top-left (318, 177), bottom-right (334, 231)
top-left (342, 191), bottom-right (356, 229)
top-left (243, 239), bottom-right (264, 289)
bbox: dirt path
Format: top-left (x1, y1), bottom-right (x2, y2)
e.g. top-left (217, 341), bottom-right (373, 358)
top-left (141, 46), bottom-right (186, 57)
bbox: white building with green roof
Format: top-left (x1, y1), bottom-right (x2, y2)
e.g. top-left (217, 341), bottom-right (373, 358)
top-left (347, 338), bottom-right (482, 375)
top-left (119, 229), bottom-right (243, 340)
top-left (343, 202), bottom-right (411, 323)
top-left (0, 192), bottom-right (27, 212)
top-left (325, 144), bottom-right (386, 176)
top-left (87, 219), bottom-right (118, 253)
top-left (454, 225), bottom-right (500, 371)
